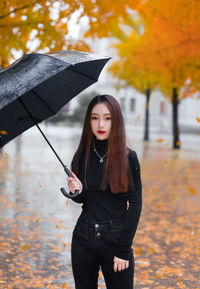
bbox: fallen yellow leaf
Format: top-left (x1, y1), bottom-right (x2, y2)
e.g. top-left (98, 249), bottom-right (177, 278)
top-left (189, 186), bottom-right (197, 195)
top-left (21, 244), bottom-right (30, 251)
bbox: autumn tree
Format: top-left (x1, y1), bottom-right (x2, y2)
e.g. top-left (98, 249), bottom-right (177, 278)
top-left (0, 0), bottom-right (91, 67)
top-left (135, 0), bottom-right (200, 148)
top-left (109, 27), bottom-right (161, 142)
top-left (78, 0), bottom-right (200, 149)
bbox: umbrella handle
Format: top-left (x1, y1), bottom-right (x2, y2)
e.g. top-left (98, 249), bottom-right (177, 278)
top-left (60, 165), bottom-right (79, 198)
top-left (60, 188), bottom-right (79, 199)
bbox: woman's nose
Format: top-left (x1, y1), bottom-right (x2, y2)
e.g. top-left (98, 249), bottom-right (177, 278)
top-left (99, 119), bottom-right (104, 127)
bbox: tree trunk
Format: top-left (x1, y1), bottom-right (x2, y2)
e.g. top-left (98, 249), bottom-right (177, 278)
top-left (172, 87), bottom-right (180, 149)
top-left (144, 88), bottom-right (151, 141)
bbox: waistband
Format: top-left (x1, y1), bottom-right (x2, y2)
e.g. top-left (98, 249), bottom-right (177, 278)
top-left (76, 216), bottom-right (124, 233)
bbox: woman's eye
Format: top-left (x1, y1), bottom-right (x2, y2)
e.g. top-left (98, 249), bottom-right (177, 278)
top-left (91, 116), bottom-right (98, 120)
top-left (106, 117), bottom-right (111, 120)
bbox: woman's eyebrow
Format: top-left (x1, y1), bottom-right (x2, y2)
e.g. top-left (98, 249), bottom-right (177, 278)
top-left (91, 113), bottom-right (111, 115)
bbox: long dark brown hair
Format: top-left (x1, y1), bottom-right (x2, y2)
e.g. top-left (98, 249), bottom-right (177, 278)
top-left (71, 94), bottom-right (133, 193)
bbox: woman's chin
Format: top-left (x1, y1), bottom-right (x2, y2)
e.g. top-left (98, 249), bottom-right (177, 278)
top-left (95, 134), bottom-right (108, 140)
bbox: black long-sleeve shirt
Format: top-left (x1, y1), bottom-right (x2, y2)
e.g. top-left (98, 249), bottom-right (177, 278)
top-left (68, 138), bottom-right (142, 259)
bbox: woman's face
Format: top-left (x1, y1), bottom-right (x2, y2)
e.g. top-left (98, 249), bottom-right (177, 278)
top-left (91, 103), bottom-right (112, 140)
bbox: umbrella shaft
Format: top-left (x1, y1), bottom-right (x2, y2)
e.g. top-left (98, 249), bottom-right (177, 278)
top-left (18, 98), bottom-right (66, 170)
top-left (35, 122), bottom-right (66, 168)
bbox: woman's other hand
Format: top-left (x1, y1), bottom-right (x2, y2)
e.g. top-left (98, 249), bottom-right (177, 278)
top-left (67, 171), bottom-right (83, 194)
top-left (113, 256), bottom-right (129, 272)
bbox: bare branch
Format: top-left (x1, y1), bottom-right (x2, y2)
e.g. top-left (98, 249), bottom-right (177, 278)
top-left (0, 0), bottom-right (42, 20)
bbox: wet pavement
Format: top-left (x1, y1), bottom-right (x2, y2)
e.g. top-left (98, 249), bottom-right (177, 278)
top-left (0, 124), bottom-right (200, 289)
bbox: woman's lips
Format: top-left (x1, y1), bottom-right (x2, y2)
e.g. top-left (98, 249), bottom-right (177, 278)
top-left (97, 131), bottom-right (106, 134)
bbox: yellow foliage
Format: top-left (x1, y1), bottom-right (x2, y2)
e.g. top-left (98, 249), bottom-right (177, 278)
top-left (0, 0), bottom-right (90, 67)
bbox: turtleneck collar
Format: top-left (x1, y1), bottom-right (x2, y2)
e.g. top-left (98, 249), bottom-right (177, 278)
top-left (93, 136), bottom-right (108, 154)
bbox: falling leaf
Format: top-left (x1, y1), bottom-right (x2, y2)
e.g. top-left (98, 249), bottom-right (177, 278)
top-left (0, 130), bottom-right (8, 135)
top-left (136, 115), bottom-right (141, 119)
top-left (61, 283), bottom-right (68, 289)
top-left (4, 152), bottom-right (8, 157)
top-left (35, 244), bottom-right (40, 248)
top-left (196, 117), bottom-right (200, 122)
top-left (66, 200), bottom-right (69, 207)
top-left (35, 219), bottom-right (39, 223)
top-left (164, 160), bottom-right (168, 164)
top-left (176, 140), bottom-right (181, 146)
top-left (157, 138), bottom-right (163, 142)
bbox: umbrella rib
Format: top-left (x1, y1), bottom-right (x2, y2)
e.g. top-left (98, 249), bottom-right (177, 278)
top-left (31, 89), bottom-right (56, 114)
top-left (74, 70), bottom-right (97, 82)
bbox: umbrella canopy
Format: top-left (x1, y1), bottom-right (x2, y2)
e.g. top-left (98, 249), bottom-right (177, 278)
top-left (0, 50), bottom-right (110, 147)
top-left (0, 50), bottom-right (110, 198)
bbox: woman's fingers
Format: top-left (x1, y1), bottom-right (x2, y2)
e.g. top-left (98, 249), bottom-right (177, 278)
top-left (125, 260), bottom-right (129, 269)
top-left (117, 262), bottom-right (122, 271)
top-left (71, 171), bottom-right (78, 181)
top-left (113, 257), bottom-right (129, 272)
top-left (113, 260), bottom-right (118, 273)
top-left (121, 262), bottom-right (125, 271)
top-left (71, 172), bottom-right (83, 192)
top-left (67, 173), bottom-right (82, 194)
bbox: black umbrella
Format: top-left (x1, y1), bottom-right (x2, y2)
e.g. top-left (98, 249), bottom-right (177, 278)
top-left (0, 50), bottom-right (110, 197)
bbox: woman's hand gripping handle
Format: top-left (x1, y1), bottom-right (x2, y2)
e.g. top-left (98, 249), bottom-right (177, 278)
top-left (60, 166), bottom-right (82, 199)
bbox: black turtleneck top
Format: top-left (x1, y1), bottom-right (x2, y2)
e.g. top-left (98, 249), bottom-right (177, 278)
top-left (69, 138), bottom-right (142, 260)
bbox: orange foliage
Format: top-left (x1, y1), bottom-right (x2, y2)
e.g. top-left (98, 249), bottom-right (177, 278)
top-left (0, 0), bottom-right (91, 67)
top-left (73, 0), bottom-right (200, 100)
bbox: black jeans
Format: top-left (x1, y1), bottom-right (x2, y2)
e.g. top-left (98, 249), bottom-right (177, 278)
top-left (71, 218), bottom-right (134, 289)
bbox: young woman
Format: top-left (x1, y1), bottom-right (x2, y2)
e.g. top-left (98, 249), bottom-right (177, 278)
top-left (66, 94), bottom-right (142, 289)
